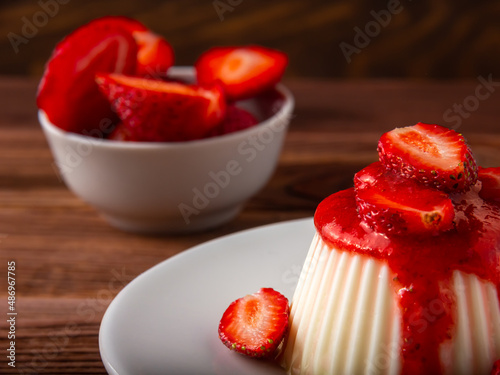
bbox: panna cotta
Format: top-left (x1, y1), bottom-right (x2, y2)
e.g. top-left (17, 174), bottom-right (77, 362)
top-left (281, 123), bottom-right (500, 375)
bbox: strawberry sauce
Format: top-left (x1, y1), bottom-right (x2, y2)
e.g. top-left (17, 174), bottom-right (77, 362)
top-left (315, 187), bottom-right (500, 375)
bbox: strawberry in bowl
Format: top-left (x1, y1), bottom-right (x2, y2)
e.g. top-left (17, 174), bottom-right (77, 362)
top-left (95, 73), bottom-right (227, 142)
top-left (36, 16), bottom-right (174, 135)
top-left (37, 16), bottom-right (294, 233)
top-left (36, 16), bottom-right (288, 142)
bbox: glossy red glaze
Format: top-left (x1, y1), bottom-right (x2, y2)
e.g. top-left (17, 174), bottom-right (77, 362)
top-left (315, 186), bottom-right (500, 375)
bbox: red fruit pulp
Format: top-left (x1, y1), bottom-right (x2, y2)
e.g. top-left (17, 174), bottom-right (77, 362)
top-left (206, 105), bottom-right (258, 137)
top-left (314, 187), bottom-right (500, 375)
top-left (196, 45), bottom-right (287, 101)
top-left (96, 73), bottom-right (226, 142)
top-left (36, 20), bottom-right (137, 134)
top-left (354, 162), bottom-right (455, 235)
top-left (86, 16), bottom-right (174, 77)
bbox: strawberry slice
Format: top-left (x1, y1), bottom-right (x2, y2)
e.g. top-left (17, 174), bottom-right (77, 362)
top-left (96, 73), bottom-right (226, 142)
top-left (378, 123), bottom-right (478, 192)
top-left (218, 288), bottom-right (289, 358)
top-left (90, 16), bottom-right (174, 77)
top-left (132, 29), bottom-right (174, 77)
top-left (354, 162), bottom-right (455, 235)
top-left (206, 105), bottom-right (258, 137)
top-left (195, 45), bottom-right (287, 101)
top-left (37, 20), bottom-right (137, 134)
top-left (478, 167), bottom-right (500, 203)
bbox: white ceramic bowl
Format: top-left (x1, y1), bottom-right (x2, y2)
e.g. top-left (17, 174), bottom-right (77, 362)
top-left (39, 67), bottom-right (294, 234)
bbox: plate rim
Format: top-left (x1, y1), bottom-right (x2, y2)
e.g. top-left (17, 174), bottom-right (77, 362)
top-left (99, 217), bottom-right (314, 375)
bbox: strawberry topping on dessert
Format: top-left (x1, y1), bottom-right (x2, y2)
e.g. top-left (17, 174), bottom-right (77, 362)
top-left (96, 73), bottom-right (226, 142)
top-left (378, 123), bottom-right (478, 192)
top-left (317, 186), bottom-right (500, 375)
top-left (314, 123), bottom-right (500, 375)
top-left (195, 45), bottom-right (288, 101)
top-left (478, 167), bottom-right (500, 203)
top-left (218, 288), bottom-right (289, 358)
top-left (354, 162), bottom-right (455, 235)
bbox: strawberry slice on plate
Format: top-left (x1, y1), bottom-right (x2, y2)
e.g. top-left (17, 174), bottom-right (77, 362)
top-left (37, 19), bottom-right (137, 134)
top-left (378, 123), bottom-right (478, 192)
top-left (96, 73), bottom-right (226, 142)
top-left (206, 105), bottom-right (258, 137)
top-left (195, 45), bottom-right (287, 101)
top-left (354, 162), bottom-right (455, 235)
top-left (218, 288), bottom-right (289, 358)
top-left (91, 16), bottom-right (174, 77)
top-left (478, 167), bottom-right (500, 203)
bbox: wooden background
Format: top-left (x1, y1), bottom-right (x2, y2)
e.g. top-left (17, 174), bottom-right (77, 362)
top-left (1, 0), bottom-right (500, 79)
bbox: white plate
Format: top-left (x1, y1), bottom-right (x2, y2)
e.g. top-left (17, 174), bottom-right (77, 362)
top-left (99, 218), bottom-right (314, 375)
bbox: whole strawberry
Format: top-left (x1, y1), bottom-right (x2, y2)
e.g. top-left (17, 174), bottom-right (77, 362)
top-left (378, 123), bottom-right (478, 192)
top-left (218, 288), bottom-right (289, 358)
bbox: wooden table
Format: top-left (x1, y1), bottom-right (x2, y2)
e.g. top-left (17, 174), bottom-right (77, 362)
top-left (1, 77), bottom-right (499, 374)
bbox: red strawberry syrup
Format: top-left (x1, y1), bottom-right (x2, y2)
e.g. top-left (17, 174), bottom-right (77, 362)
top-left (314, 187), bottom-right (500, 375)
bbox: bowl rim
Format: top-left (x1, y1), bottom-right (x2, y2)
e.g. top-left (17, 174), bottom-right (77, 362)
top-left (38, 66), bottom-right (294, 150)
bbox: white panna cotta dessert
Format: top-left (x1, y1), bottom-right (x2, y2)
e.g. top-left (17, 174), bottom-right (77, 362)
top-left (281, 124), bottom-right (500, 375)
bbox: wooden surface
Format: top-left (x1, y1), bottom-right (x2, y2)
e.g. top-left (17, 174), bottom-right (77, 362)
top-left (1, 0), bottom-right (500, 79)
top-left (1, 76), bottom-right (500, 374)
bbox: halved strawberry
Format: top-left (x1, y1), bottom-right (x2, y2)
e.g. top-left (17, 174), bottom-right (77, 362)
top-left (90, 16), bottom-right (174, 77)
top-left (378, 123), bottom-right (478, 192)
top-left (96, 73), bottom-right (226, 142)
top-left (218, 288), bottom-right (289, 358)
top-left (478, 167), bottom-right (500, 203)
top-left (354, 162), bottom-right (455, 235)
top-left (206, 105), bottom-right (258, 137)
top-left (195, 45), bottom-right (287, 101)
top-left (36, 20), bottom-right (137, 134)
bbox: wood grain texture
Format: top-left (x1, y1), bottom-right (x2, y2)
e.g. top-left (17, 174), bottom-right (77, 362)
top-left (1, 0), bottom-right (500, 79)
top-left (0, 77), bottom-right (499, 373)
